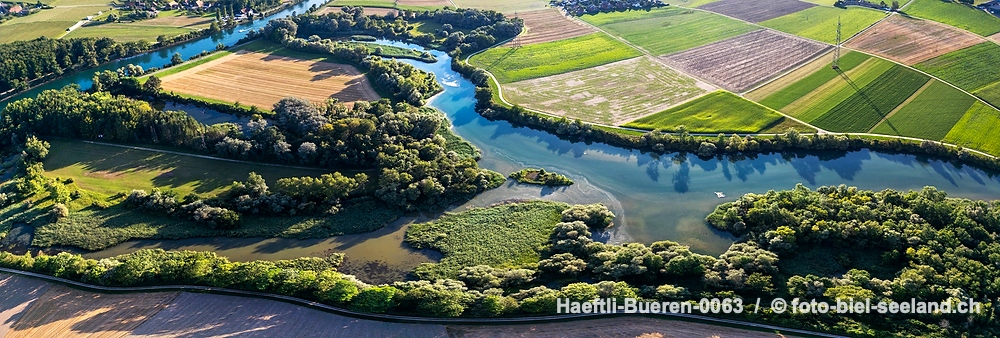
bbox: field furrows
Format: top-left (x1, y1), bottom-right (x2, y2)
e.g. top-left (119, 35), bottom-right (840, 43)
top-left (397, 0), bottom-right (452, 6)
top-left (504, 56), bottom-right (711, 125)
top-left (505, 9), bottom-right (596, 46)
top-left (846, 15), bottom-right (984, 65)
top-left (662, 30), bottom-right (830, 92)
top-left (161, 51), bottom-right (379, 109)
top-left (697, 0), bottom-right (815, 22)
top-left (0, 274), bottom-right (51, 337)
top-left (810, 65), bottom-right (930, 132)
top-left (6, 285), bottom-right (177, 338)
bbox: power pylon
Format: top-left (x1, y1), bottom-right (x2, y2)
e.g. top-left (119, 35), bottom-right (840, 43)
top-left (832, 16), bottom-right (841, 70)
top-left (512, 11), bottom-right (522, 48)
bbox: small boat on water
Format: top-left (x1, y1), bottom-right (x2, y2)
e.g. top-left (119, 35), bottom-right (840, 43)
top-left (714, 192), bottom-right (726, 198)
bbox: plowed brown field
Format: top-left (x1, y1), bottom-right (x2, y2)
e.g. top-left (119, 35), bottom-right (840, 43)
top-left (504, 9), bottom-right (596, 46)
top-left (846, 15), bottom-right (984, 65)
top-left (6, 285), bottom-right (177, 338)
top-left (160, 51), bottom-right (380, 109)
top-left (698, 0), bottom-right (815, 22)
top-left (662, 29), bottom-right (830, 92)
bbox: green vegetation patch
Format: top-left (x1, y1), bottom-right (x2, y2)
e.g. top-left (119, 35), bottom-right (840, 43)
top-left (811, 65), bottom-right (929, 132)
top-left (405, 200), bottom-right (568, 278)
top-left (659, 0), bottom-right (720, 7)
top-left (623, 91), bottom-right (786, 133)
top-left (943, 102), bottom-right (1000, 155)
top-left (904, 0), bottom-right (1000, 36)
top-left (973, 81), bottom-right (1000, 109)
top-left (469, 33), bottom-right (641, 83)
top-left (580, 8), bottom-right (756, 55)
top-left (870, 80), bottom-right (975, 140)
top-left (330, 0), bottom-right (396, 7)
top-left (916, 42), bottom-right (1000, 101)
top-left (509, 168), bottom-right (574, 186)
top-left (143, 51), bottom-right (232, 81)
top-left (757, 52), bottom-right (870, 110)
top-left (760, 7), bottom-right (887, 44)
top-left (783, 57), bottom-right (895, 122)
top-left (63, 23), bottom-right (194, 43)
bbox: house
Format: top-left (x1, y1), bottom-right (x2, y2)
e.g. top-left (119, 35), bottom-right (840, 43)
top-left (9, 4), bottom-right (23, 15)
top-left (194, 0), bottom-right (203, 8)
top-left (167, 1), bottom-right (178, 9)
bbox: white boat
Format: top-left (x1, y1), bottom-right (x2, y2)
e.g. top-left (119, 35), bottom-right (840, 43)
top-left (714, 192), bottom-right (726, 198)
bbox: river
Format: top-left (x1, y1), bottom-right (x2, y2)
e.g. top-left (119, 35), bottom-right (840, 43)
top-left (5, 8), bottom-right (1000, 282)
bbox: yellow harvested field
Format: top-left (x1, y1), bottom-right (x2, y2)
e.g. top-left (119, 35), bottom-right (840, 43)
top-left (160, 51), bottom-right (380, 109)
top-left (745, 50), bottom-right (832, 101)
top-left (6, 285), bottom-right (177, 338)
top-left (504, 9), bottom-right (596, 46)
top-left (846, 15), bottom-right (984, 65)
top-left (0, 274), bottom-right (51, 337)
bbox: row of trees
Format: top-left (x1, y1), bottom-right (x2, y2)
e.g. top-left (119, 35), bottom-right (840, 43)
top-left (0, 37), bottom-right (151, 94)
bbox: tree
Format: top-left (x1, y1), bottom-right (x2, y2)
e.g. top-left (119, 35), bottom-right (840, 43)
top-left (23, 135), bottom-right (50, 162)
top-left (170, 52), bottom-right (183, 65)
top-left (273, 97), bottom-right (327, 136)
top-left (143, 75), bottom-right (161, 95)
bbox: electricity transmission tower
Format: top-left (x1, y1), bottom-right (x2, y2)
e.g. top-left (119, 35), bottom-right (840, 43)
top-left (512, 12), bottom-right (522, 48)
top-left (832, 16), bottom-right (841, 70)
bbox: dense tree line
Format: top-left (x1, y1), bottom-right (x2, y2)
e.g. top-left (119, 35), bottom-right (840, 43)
top-left (0, 37), bottom-right (150, 95)
top-left (509, 168), bottom-right (574, 186)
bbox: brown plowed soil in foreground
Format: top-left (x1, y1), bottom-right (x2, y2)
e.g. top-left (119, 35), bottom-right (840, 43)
top-left (6, 285), bottom-right (177, 338)
top-left (846, 15), bottom-right (984, 65)
top-left (698, 0), bottom-right (815, 23)
top-left (504, 9), bottom-right (597, 46)
top-left (160, 50), bottom-right (380, 109)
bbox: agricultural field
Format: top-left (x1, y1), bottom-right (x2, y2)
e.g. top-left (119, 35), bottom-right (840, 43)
top-left (760, 7), bottom-right (887, 44)
top-left (990, 33), bottom-right (1000, 44)
top-left (622, 91), bottom-right (792, 133)
top-left (903, 0), bottom-right (1000, 36)
top-left (845, 15), bottom-right (984, 65)
top-left (915, 42), bottom-right (1000, 104)
top-left (809, 65), bottom-right (930, 132)
top-left (5, 285), bottom-right (177, 338)
top-left (659, 0), bottom-right (720, 7)
top-left (469, 33), bottom-right (641, 83)
top-left (0, 274), bottom-right (50, 337)
top-left (329, 0), bottom-right (396, 7)
top-left (503, 56), bottom-right (712, 125)
top-left (505, 9), bottom-right (596, 46)
top-left (747, 51), bottom-right (870, 109)
top-left (974, 81), bottom-right (1000, 109)
top-left (0, 5), bottom-right (110, 43)
top-left (43, 139), bottom-right (329, 198)
top-left (944, 102), bottom-right (1000, 155)
top-left (451, 0), bottom-right (549, 13)
top-left (662, 29), bottom-right (830, 92)
top-left (870, 80), bottom-right (976, 139)
top-left (780, 56), bottom-right (896, 122)
top-left (63, 23), bottom-right (194, 42)
top-left (160, 44), bottom-right (380, 109)
top-left (318, 6), bottom-right (398, 16)
top-left (579, 7), bottom-right (757, 56)
top-left (697, 0), bottom-right (816, 23)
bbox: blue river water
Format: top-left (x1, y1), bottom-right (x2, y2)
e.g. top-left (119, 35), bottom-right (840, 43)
top-left (5, 6), bottom-right (1000, 266)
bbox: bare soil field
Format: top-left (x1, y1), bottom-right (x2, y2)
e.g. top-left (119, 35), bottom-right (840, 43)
top-left (129, 292), bottom-right (448, 337)
top-left (0, 274), bottom-right (51, 337)
top-left (160, 50), bottom-right (380, 109)
top-left (504, 9), bottom-right (597, 46)
top-left (504, 56), bottom-right (711, 125)
top-left (662, 29), bottom-right (830, 92)
top-left (745, 49), bottom-right (832, 101)
top-left (846, 15), bottom-right (984, 65)
top-left (990, 32), bottom-right (1000, 44)
top-left (698, 0), bottom-right (816, 22)
top-left (6, 285), bottom-right (177, 338)
top-left (447, 316), bottom-right (802, 337)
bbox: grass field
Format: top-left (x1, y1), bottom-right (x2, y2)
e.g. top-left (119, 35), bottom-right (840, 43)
top-left (782, 57), bottom-right (895, 122)
top-left (660, 0), bottom-right (720, 6)
top-left (749, 51), bottom-right (870, 110)
top-left (973, 81), bottom-right (1000, 108)
top-left (844, 15), bottom-right (985, 65)
top-left (915, 42), bottom-right (1000, 95)
top-left (760, 7), bottom-right (887, 44)
top-left (622, 91), bottom-right (788, 133)
top-left (503, 56), bottom-right (710, 125)
top-left (903, 0), bottom-right (1000, 36)
top-left (579, 8), bottom-right (757, 56)
top-left (63, 23), bottom-right (194, 42)
top-left (160, 41), bottom-right (380, 109)
top-left (0, 5), bottom-right (109, 43)
top-left (329, 0), bottom-right (396, 7)
top-left (451, 0), bottom-right (548, 12)
top-left (43, 139), bottom-right (330, 197)
top-left (405, 200), bottom-right (567, 278)
top-left (870, 80), bottom-right (976, 140)
top-left (944, 102), bottom-right (1000, 155)
top-left (810, 65), bottom-right (930, 132)
top-left (143, 51), bottom-right (232, 80)
top-left (469, 33), bottom-right (641, 83)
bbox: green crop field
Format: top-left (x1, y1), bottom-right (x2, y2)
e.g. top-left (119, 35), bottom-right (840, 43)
top-left (0, 5), bottom-right (110, 42)
top-left (63, 23), bottom-right (194, 42)
top-left (760, 7), bottom-right (887, 44)
top-left (451, 0), bottom-right (548, 12)
top-left (329, 0), bottom-right (396, 7)
top-left (974, 81), bottom-right (1000, 108)
top-left (870, 80), bottom-right (976, 140)
top-left (623, 91), bottom-right (789, 133)
top-left (660, 0), bottom-right (720, 7)
top-left (405, 200), bottom-right (568, 278)
top-left (783, 57), bottom-right (895, 122)
top-left (469, 33), bottom-right (641, 83)
top-left (580, 8), bottom-right (757, 55)
top-left (810, 66), bottom-right (929, 132)
top-left (916, 43), bottom-right (1000, 96)
top-left (944, 102), bottom-right (1000, 155)
top-left (755, 51), bottom-right (870, 110)
top-left (43, 139), bottom-right (330, 197)
top-left (904, 0), bottom-right (1000, 36)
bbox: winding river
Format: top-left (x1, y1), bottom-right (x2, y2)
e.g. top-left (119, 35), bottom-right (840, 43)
top-left (5, 4), bottom-right (1000, 282)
